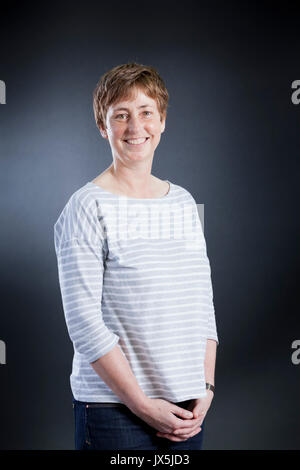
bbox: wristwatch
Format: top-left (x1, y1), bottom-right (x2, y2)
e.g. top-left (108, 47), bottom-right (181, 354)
top-left (206, 382), bottom-right (215, 393)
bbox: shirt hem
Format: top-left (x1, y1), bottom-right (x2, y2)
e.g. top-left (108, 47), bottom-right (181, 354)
top-left (71, 391), bottom-right (208, 403)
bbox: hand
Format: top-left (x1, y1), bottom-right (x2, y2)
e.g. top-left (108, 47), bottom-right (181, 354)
top-left (156, 391), bottom-right (214, 442)
top-left (131, 397), bottom-right (198, 435)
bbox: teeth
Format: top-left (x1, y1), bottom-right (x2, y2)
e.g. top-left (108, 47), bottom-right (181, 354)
top-left (126, 138), bottom-right (147, 144)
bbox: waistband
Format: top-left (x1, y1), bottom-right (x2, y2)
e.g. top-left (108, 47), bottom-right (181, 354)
top-left (72, 398), bottom-right (192, 408)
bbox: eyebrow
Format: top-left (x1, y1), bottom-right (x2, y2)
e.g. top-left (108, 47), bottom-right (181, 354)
top-left (113, 105), bottom-right (153, 112)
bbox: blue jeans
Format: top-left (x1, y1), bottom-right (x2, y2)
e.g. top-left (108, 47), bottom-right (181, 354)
top-left (73, 397), bottom-right (205, 450)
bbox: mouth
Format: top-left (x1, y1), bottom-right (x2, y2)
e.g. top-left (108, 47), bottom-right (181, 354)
top-left (123, 137), bottom-right (150, 146)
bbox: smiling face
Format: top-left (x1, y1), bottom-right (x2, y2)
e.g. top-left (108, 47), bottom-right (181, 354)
top-left (100, 87), bottom-right (166, 164)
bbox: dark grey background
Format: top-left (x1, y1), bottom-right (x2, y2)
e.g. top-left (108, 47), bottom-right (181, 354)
top-left (0, 1), bottom-right (299, 450)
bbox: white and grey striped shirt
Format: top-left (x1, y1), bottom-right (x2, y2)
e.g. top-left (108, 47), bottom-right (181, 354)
top-left (54, 180), bottom-right (219, 403)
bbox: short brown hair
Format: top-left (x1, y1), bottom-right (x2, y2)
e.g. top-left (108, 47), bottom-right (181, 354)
top-left (93, 62), bottom-right (169, 131)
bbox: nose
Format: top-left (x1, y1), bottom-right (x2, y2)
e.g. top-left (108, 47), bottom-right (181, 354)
top-left (126, 114), bottom-right (144, 135)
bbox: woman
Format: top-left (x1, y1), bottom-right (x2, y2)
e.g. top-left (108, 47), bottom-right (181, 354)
top-left (54, 62), bottom-right (219, 450)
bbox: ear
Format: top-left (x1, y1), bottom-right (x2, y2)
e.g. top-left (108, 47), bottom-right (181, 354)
top-left (99, 125), bottom-right (108, 139)
top-left (160, 116), bottom-right (166, 134)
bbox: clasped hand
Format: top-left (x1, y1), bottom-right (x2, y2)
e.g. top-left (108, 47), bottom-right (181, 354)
top-left (133, 392), bottom-right (214, 443)
top-left (156, 393), bottom-right (213, 442)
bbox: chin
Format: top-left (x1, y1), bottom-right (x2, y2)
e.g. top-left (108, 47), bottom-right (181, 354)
top-left (125, 151), bottom-right (151, 159)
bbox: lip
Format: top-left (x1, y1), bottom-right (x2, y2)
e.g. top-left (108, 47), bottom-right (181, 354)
top-left (123, 137), bottom-right (150, 147)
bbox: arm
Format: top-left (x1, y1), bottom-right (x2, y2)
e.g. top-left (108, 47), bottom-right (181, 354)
top-left (156, 198), bottom-right (219, 441)
top-left (56, 235), bottom-right (152, 414)
top-left (54, 195), bottom-right (121, 363)
top-left (204, 338), bottom-right (217, 386)
top-left (55, 235), bottom-right (120, 364)
top-left (91, 343), bottom-right (149, 413)
top-left (54, 195), bottom-right (150, 410)
top-left (191, 195), bottom-right (219, 347)
top-left (91, 342), bottom-right (201, 438)
top-left (191, 199), bottom-right (219, 412)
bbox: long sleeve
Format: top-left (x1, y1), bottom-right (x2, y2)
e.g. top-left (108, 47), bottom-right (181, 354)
top-left (54, 192), bottom-right (120, 364)
top-left (190, 196), bottom-right (219, 346)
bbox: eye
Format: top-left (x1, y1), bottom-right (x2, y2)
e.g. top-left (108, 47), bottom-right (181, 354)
top-left (143, 111), bottom-right (152, 116)
top-left (115, 113), bottom-right (128, 119)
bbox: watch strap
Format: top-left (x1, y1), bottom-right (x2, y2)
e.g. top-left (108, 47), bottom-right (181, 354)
top-left (206, 382), bottom-right (215, 393)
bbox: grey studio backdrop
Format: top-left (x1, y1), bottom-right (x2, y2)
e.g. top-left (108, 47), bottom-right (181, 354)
top-left (0, 2), bottom-right (299, 450)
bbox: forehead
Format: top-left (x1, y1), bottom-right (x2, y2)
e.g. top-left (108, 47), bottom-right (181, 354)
top-left (109, 88), bottom-right (158, 111)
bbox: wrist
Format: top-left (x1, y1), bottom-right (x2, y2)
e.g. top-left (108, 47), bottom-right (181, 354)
top-left (206, 382), bottom-right (215, 393)
top-left (127, 395), bottom-right (151, 415)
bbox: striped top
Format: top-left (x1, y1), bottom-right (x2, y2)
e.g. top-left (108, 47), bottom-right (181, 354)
top-left (54, 179), bottom-right (219, 403)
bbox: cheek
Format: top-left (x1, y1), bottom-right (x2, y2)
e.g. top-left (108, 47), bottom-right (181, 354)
top-left (146, 121), bottom-right (162, 136)
top-left (109, 126), bottom-right (124, 140)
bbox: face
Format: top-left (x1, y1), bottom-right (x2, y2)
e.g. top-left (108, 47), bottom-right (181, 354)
top-left (100, 87), bottom-right (166, 163)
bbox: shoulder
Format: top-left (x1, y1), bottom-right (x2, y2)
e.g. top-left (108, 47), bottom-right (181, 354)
top-left (53, 182), bottom-right (102, 248)
top-left (54, 183), bottom-right (95, 222)
top-left (168, 180), bottom-right (197, 204)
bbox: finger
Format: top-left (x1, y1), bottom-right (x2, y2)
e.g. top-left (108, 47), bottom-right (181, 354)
top-left (186, 426), bottom-right (202, 438)
top-left (174, 417), bottom-right (200, 428)
top-left (173, 417), bottom-right (203, 433)
top-left (157, 426), bottom-right (202, 442)
top-left (156, 432), bottom-right (188, 442)
top-left (173, 425), bottom-right (202, 436)
top-left (192, 409), bottom-right (205, 419)
top-left (190, 412), bottom-right (206, 427)
top-left (171, 407), bottom-right (194, 420)
top-left (174, 426), bottom-right (202, 440)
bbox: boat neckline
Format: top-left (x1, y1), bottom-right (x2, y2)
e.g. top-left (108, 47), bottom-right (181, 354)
top-left (87, 180), bottom-right (172, 200)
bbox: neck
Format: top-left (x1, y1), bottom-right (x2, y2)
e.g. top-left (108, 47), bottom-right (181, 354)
top-left (108, 162), bottom-right (154, 194)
